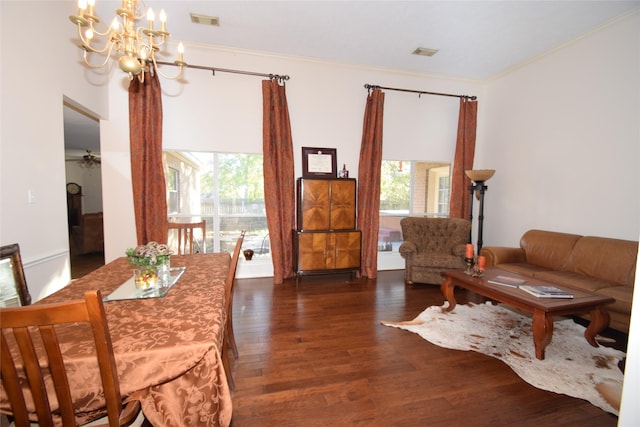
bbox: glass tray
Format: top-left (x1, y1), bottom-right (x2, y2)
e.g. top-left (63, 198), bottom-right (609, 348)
top-left (104, 267), bottom-right (186, 302)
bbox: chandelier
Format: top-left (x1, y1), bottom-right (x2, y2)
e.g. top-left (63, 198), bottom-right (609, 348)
top-left (79, 150), bottom-right (101, 168)
top-left (69, 0), bottom-right (186, 81)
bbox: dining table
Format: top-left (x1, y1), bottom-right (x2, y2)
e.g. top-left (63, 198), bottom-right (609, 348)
top-left (0, 253), bottom-right (233, 427)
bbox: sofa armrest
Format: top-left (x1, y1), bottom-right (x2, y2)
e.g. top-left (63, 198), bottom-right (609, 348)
top-left (480, 246), bottom-right (526, 267)
top-left (399, 241), bottom-right (417, 259)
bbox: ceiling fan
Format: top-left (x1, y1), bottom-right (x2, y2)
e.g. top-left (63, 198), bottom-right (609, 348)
top-left (66, 150), bottom-right (101, 168)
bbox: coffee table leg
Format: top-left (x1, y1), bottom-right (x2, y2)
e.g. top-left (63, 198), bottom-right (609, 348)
top-left (532, 310), bottom-right (553, 360)
top-left (585, 305), bottom-right (610, 347)
top-left (440, 277), bottom-right (457, 312)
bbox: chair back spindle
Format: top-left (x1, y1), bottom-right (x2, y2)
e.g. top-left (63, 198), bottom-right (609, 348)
top-left (168, 220), bottom-right (206, 254)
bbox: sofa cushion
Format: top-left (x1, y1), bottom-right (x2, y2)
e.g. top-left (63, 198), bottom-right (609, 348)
top-left (413, 253), bottom-right (466, 269)
top-left (520, 230), bottom-right (581, 270)
top-left (494, 262), bottom-right (549, 278)
top-left (565, 236), bottom-right (638, 286)
top-left (534, 270), bottom-right (620, 293)
top-left (597, 285), bottom-right (634, 315)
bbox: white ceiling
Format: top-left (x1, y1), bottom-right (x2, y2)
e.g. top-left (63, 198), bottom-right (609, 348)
top-left (64, 0), bottom-right (640, 153)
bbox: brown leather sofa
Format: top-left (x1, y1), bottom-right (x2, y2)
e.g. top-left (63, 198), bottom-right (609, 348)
top-left (481, 229), bottom-right (638, 333)
top-left (399, 217), bottom-right (471, 285)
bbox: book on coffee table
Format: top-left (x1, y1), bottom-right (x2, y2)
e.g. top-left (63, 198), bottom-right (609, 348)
top-left (487, 275), bottom-right (527, 288)
top-left (519, 285), bottom-right (574, 299)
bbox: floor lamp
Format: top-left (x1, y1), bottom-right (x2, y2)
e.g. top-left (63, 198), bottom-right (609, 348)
top-left (465, 169), bottom-right (495, 254)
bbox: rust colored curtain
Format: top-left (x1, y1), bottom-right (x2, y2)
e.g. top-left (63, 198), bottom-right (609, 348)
top-left (449, 98), bottom-right (478, 219)
top-left (129, 71), bottom-right (168, 245)
top-left (262, 80), bottom-right (295, 284)
top-left (357, 89), bottom-right (385, 279)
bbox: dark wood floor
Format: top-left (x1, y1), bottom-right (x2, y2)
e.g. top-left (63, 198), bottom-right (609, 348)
top-left (228, 270), bottom-right (623, 427)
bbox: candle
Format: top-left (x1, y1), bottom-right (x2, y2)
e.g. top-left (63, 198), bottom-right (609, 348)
top-left (178, 42), bottom-right (184, 62)
top-left (477, 255), bottom-right (486, 271)
top-left (465, 243), bottom-right (474, 259)
top-left (160, 9), bottom-right (167, 32)
top-left (147, 8), bottom-right (155, 30)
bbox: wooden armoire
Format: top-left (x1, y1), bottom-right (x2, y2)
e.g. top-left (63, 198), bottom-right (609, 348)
top-left (293, 178), bottom-right (361, 277)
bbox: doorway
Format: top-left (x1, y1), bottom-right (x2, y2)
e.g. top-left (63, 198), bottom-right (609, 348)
top-left (63, 101), bottom-right (105, 278)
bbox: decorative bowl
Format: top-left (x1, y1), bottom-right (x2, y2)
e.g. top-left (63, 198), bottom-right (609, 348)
top-left (465, 169), bottom-right (495, 182)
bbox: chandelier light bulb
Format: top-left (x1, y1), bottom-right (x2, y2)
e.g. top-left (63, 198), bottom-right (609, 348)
top-left (160, 9), bottom-right (167, 32)
top-left (176, 42), bottom-right (185, 65)
top-left (85, 28), bottom-right (94, 40)
top-left (111, 18), bottom-right (119, 31)
top-left (147, 8), bottom-right (155, 30)
top-left (78, 0), bottom-right (87, 10)
top-left (86, 0), bottom-right (95, 17)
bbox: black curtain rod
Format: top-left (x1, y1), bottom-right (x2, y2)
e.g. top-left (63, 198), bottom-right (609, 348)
top-left (156, 61), bottom-right (290, 82)
top-left (364, 84), bottom-right (476, 101)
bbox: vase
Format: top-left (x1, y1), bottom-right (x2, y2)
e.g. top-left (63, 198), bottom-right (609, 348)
top-left (157, 259), bottom-right (171, 287)
top-left (134, 267), bottom-right (158, 290)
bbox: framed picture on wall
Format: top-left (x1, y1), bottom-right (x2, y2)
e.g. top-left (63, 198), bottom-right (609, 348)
top-left (302, 147), bottom-right (337, 179)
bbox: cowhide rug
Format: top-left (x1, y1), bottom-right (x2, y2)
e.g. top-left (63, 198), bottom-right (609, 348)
top-left (381, 302), bottom-right (625, 415)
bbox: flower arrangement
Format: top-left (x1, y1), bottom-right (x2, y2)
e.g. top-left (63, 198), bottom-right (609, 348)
top-left (126, 242), bottom-right (173, 268)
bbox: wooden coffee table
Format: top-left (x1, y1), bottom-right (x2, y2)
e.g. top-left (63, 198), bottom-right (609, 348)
top-left (440, 268), bottom-right (615, 360)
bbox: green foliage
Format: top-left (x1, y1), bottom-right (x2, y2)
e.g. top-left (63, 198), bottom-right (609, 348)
top-left (380, 160), bottom-right (410, 210)
top-left (197, 153), bottom-right (264, 200)
top-left (217, 154), bottom-right (264, 200)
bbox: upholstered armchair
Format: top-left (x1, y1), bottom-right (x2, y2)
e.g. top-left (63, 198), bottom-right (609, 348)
top-left (399, 217), bottom-right (471, 285)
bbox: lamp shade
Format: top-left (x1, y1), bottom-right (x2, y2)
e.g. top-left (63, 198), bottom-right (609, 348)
top-left (465, 169), bottom-right (495, 182)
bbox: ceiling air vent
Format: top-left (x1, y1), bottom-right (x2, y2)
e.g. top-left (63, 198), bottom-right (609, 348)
top-left (190, 13), bottom-right (220, 26)
top-left (412, 47), bottom-right (439, 57)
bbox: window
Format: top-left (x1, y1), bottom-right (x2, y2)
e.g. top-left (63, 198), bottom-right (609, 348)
top-left (167, 167), bottom-right (179, 214)
top-left (164, 151), bottom-right (267, 256)
top-left (378, 160), bottom-right (451, 252)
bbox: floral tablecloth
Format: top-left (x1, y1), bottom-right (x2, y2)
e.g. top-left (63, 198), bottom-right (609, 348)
top-left (1, 253), bottom-right (232, 427)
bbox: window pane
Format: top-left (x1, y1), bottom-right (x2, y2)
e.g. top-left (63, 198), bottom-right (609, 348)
top-left (167, 167), bottom-right (179, 214)
top-left (379, 160), bottom-right (450, 252)
top-left (165, 151), bottom-right (268, 257)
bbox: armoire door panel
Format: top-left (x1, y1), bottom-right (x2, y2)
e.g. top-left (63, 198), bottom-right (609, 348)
top-left (334, 231), bottom-right (361, 269)
top-left (297, 232), bottom-right (330, 270)
top-left (329, 180), bottom-right (356, 230)
top-left (300, 180), bottom-right (330, 230)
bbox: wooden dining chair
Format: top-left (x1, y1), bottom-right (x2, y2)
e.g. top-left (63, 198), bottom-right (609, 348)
top-left (0, 243), bottom-right (31, 307)
top-left (222, 230), bottom-right (245, 391)
top-left (0, 290), bottom-right (141, 427)
top-left (167, 220), bottom-right (206, 254)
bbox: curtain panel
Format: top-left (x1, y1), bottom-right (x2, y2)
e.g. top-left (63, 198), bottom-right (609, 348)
top-left (262, 80), bottom-right (295, 284)
top-left (129, 72), bottom-right (168, 245)
top-left (449, 99), bottom-right (478, 219)
top-left (357, 89), bottom-right (385, 279)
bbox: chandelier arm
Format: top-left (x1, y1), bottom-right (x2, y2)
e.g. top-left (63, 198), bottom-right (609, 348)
top-left (86, 20), bottom-right (117, 38)
top-left (82, 43), bottom-right (117, 69)
top-left (151, 58), bottom-right (184, 80)
top-left (76, 26), bottom-right (117, 55)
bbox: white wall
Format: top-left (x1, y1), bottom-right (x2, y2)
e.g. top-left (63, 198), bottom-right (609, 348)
top-left (0, 1), bottom-right (110, 300)
top-left (479, 12), bottom-right (640, 245)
